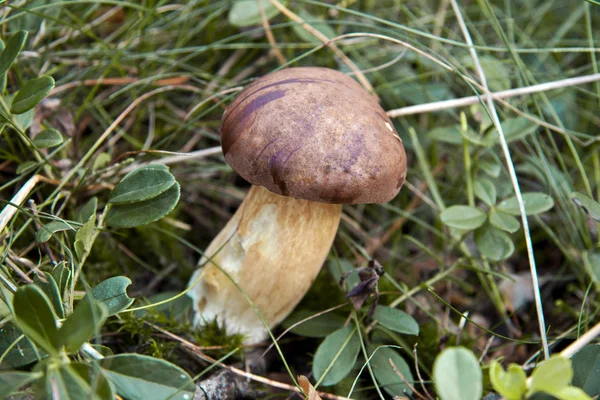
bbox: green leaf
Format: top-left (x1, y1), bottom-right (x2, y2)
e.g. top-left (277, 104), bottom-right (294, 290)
top-left (312, 325), bottom-right (361, 386)
top-left (373, 305), bottom-right (419, 335)
top-left (0, 31), bottom-right (27, 75)
top-left (368, 346), bottom-right (414, 397)
top-left (571, 344), bottom-right (600, 396)
top-left (12, 285), bottom-right (59, 356)
top-left (489, 361), bottom-right (527, 400)
top-left (45, 363), bottom-right (114, 400)
top-left (85, 276), bottom-right (134, 315)
top-left (433, 347), bottom-right (483, 400)
top-left (554, 386), bottom-right (593, 400)
top-left (101, 354), bottom-right (195, 400)
top-left (109, 167), bottom-right (175, 204)
top-left (10, 75), bottom-right (55, 114)
top-left (58, 298), bottom-right (108, 353)
top-left (16, 160), bottom-right (37, 175)
top-left (282, 310), bottom-right (346, 338)
top-left (487, 117), bottom-right (538, 144)
top-left (0, 323), bottom-right (40, 368)
top-left (475, 224), bottom-right (514, 261)
top-left (489, 209), bottom-right (520, 233)
top-left (92, 153), bottom-right (111, 172)
top-left (77, 197), bottom-right (98, 223)
top-left (34, 273), bottom-right (65, 318)
top-left (32, 128), bottom-right (63, 148)
top-left (36, 220), bottom-right (76, 243)
top-left (479, 160), bottom-right (501, 178)
top-left (228, 0), bottom-right (283, 27)
top-left (52, 262), bottom-right (72, 313)
top-left (497, 192), bottom-right (554, 216)
top-left (572, 192), bottom-right (600, 222)
top-left (106, 182), bottom-right (180, 228)
top-left (463, 56), bottom-right (510, 92)
top-left (474, 178), bottom-right (497, 206)
top-left (0, 371), bottom-right (41, 397)
top-left (292, 9), bottom-right (335, 44)
top-left (428, 126), bottom-right (463, 145)
top-left (440, 205), bottom-right (487, 230)
top-left (75, 214), bottom-right (96, 261)
top-left (529, 356), bottom-right (573, 397)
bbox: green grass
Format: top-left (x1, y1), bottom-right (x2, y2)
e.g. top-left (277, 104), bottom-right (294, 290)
top-left (1, 0), bottom-right (600, 399)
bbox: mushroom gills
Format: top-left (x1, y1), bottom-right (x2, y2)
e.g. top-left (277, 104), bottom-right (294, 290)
top-left (188, 185), bottom-right (342, 343)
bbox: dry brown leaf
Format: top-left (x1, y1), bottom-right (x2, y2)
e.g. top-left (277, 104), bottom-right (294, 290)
top-left (298, 375), bottom-right (322, 400)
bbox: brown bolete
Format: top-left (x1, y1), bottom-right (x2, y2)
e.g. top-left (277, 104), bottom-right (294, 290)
top-left (188, 67), bottom-right (407, 343)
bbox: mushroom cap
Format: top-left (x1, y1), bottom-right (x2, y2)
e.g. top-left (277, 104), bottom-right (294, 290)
top-left (220, 67), bottom-right (407, 204)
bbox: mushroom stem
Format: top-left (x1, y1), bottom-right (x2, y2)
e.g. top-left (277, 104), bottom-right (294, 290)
top-left (188, 185), bottom-right (342, 343)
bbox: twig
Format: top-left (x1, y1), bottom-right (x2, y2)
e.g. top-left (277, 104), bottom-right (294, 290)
top-left (0, 175), bottom-right (41, 234)
top-left (449, 0), bottom-right (549, 359)
top-left (413, 344), bottom-right (434, 400)
top-left (51, 76), bottom-right (192, 95)
top-left (387, 73), bottom-right (600, 117)
top-left (152, 325), bottom-right (351, 400)
top-left (388, 358), bottom-right (424, 400)
top-left (560, 320), bottom-right (600, 358)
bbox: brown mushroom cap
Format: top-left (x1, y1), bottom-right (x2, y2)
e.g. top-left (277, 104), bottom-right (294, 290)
top-left (220, 67), bottom-right (407, 204)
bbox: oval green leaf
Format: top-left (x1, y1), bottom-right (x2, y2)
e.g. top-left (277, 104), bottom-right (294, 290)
top-left (0, 31), bottom-right (27, 76)
top-left (474, 178), bottom-right (497, 206)
top-left (433, 347), bottom-right (483, 400)
top-left (85, 276), bottom-right (134, 316)
top-left (11, 75), bottom-right (55, 114)
top-left (228, 0), bottom-right (283, 27)
top-left (283, 310), bottom-right (346, 338)
top-left (106, 182), bottom-right (180, 228)
top-left (33, 128), bottom-right (63, 148)
top-left (101, 354), bottom-right (195, 400)
top-left (572, 192), bottom-right (600, 222)
top-left (571, 344), bottom-right (600, 397)
top-left (474, 224), bottom-right (514, 261)
top-left (312, 325), bottom-right (361, 386)
top-left (292, 9), bottom-right (335, 44)
top-left (109, 168), bottom-right (175, 204)
top-left (36, 220), bottom-right (76, 243)
top-left (529, 356), bottom-right (573, 397)
top-left (440, 205), bottom-right (487, 230)
top-left (58, 299), bottom-right (108, 353)
top-left (368, 346), bottom-right (414, 397)
top-left (489, 361), bottom-right (527, 400)
top-left (34, 273), bottom-right (65, 318)
top-left (497, 192), bottom-right (554, 216)
top-left (12, 285), bottom-right (59, 356)
top-left (489, 209), bottom-right (520, 233)
top-left (373, 305), bottom-right (419, 335)
top-left (45, 363), bottom-right (113, 400)
top-left (0, 371), bottom-right (41, 397)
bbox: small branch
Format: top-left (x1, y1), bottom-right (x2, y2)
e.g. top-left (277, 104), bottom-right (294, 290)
top-left (387, 73), bottom-right (600, 117)
top-left (0, 175), bottom-right (41, 233)
top-left (560, 320), bottom-right (600, 359)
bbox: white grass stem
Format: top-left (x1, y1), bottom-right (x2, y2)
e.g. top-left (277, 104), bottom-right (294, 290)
top-left (0, 175), bottom-right (41, 234)
top-left (387, 73), bottom-right (600, 117)
top-left (449, 0), bottom-right (550, 359)
top-left (560, 320), bottom-right (600, 359)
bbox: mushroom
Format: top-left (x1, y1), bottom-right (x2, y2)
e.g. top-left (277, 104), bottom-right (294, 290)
top-left (188, 67), bottom-right (407, 343)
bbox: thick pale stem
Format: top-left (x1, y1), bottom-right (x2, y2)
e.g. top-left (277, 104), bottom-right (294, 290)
top-left (188, 185), bottom-right (342, 343)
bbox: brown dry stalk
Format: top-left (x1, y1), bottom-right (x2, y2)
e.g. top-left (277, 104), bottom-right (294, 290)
top-left (257, 0), bottom-right (287, 65)
top-left (51, 76), bottom-right (190, 95)
top-left (298, 375), bottom-right (323, 400)
top-left (151, 325), bottom-right (352, 400)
